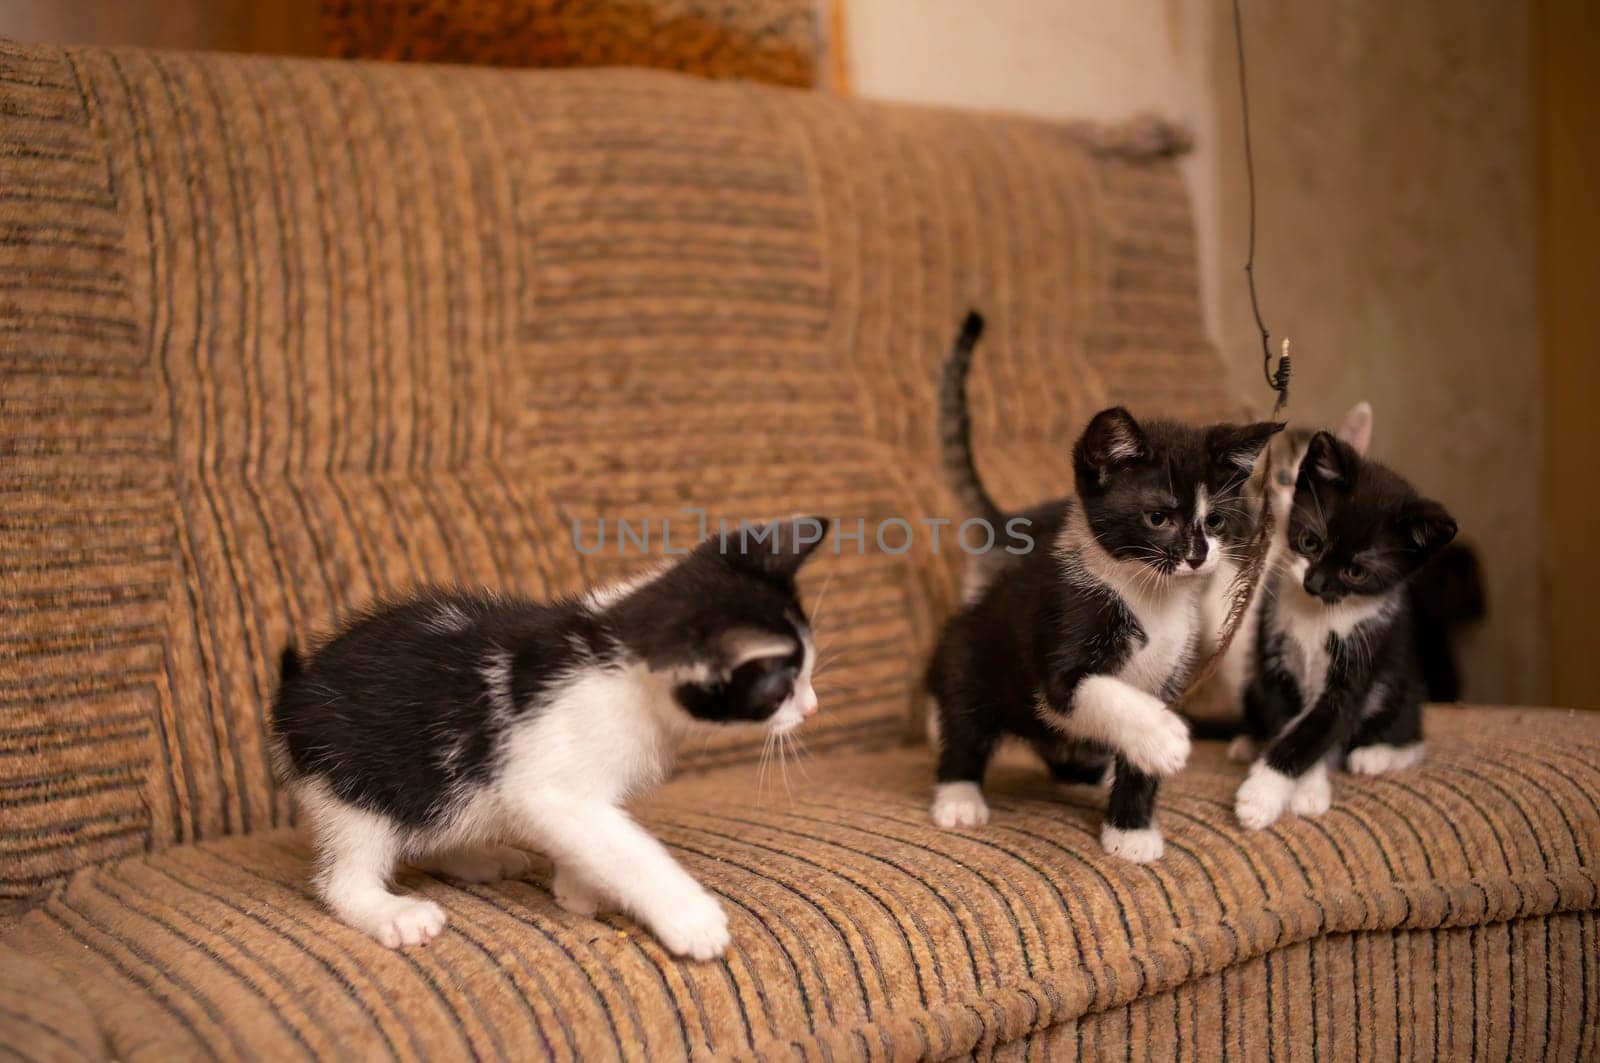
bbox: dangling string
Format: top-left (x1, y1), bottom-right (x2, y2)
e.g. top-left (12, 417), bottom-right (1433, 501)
top-left (1180, 0), bottom-right (1294, 705)
top-left (1233, 0), bottom-right (1292, 417)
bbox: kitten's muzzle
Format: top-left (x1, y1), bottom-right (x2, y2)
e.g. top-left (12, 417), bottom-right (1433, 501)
top-left (1302, 570), bottom-right (1343, 605)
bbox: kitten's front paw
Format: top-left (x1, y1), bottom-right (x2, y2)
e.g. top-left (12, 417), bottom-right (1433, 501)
top-left (1125, 708), bottom-right (1191, 778)
top-left (1289, 768), bottom-right (1332, 817)
top-left (427, 845), bottom-right (529, 883)
top-left (1347, 742), bottom-right (1425, 776)
top-left (552, 868), bottom-right (601, 918)
top-left (930, 782), bottom-right (989, 829)
top-left (651, 891), bottom-right (730, 961)
top-left (1235, 762), bottom-right (1295, 830)
top-left (356, 896), bottom-right (448, 949)
top-left (1226, 735), bottom-right (1258, 763)
top-left (1100, 823), bottom-right (1164, 863)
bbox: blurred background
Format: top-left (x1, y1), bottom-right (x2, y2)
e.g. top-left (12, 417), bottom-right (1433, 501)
top-left (2, 0), bottom-right (1593, 709)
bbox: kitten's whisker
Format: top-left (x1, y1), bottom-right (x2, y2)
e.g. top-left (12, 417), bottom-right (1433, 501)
top-left (776, 732), bottom-right (793, 800)
top-left (785, 732), bottom-right (814, 781)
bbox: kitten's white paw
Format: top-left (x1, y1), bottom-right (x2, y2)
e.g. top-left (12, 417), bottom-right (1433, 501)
top-left (651, 891), bottom-right (730, 961)
top-left (1289, 767), bottom-right (1332, 817)
top-left (1347, 742), bottom-right (1425, 776)
top-left (1100, 824), bottom-right (1164, 863)
top-left (552, 868), bottom-right (601, 918)
top-left (1226, 735), bottom-right (1258, 763)
top-left (1235, 762), bottom-right (1295, 830)
top-left (355, 896), bottom-right (447, 948)
top-left (1123, 708), bottom-right (1191, 778)
top-left (930, 782), bottom-right (989, 829)
top-left (427, 845), bottom-right (529, 883)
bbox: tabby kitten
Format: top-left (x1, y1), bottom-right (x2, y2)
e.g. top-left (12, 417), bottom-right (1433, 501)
top-left (1234, 433), bottom-right (1456, 829)
top-left (928, 312), bottom-right (1281, 861)
top-left (272, 517), bottom-right (828, 956)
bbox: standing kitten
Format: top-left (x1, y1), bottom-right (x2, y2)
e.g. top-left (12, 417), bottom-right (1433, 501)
top-left (271, 517), bottom-right (828, 956)
top-left (1234, 433), bottom-right (1456, 829)
top-left (1204, 401), bottom-right (1372, 758)
top-left (928, 313), bottom-right (1281, 861)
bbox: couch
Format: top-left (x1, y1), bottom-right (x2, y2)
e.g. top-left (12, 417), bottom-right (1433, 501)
top-left (1, 38), bottom-right (1596, 1060)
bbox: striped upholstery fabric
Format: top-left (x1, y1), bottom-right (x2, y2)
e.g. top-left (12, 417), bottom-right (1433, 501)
top-left (0, 38), bottom-right (1223, 898)
top-left (3, 709), bottom-right (1598, 1058)
top-left (2, 37), bottom-right (1596, 1060)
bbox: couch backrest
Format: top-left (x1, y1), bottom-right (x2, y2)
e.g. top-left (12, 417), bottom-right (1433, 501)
top-left (0, 39), bottom-right (1231, 897)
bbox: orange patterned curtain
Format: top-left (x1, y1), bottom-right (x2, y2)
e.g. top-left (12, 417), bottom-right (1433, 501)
top-left (322, 0), bottom-right (845, 89)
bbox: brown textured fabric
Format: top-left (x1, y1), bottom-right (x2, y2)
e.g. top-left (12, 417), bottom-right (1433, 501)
top-left (4, 708), bottom-right (1599, 1059)
top-left (0, 39), bottom-right (1224, 897)
top-left (0, 943), bottom-right (107, 1062)
top-left (4, 36), bottom-right (1596, 1061)
top-left (1000, 912), bottom-right (1600, 1060)
top-left (322, 0), bottom-right (837, 88)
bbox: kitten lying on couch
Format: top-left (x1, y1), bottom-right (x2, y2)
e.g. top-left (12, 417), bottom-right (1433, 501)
top-left (271, 517), bottom-right (829, 956)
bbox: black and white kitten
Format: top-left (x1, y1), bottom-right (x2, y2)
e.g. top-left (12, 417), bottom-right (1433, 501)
top-left (1234, 433), bottom-right (1456, 829)
top-left (271, 517), bottom-right (828, 957)
top-left (1206, 401), bottom-right (1373, 757)
top-left (927, 313), bottom-right (1282, 861)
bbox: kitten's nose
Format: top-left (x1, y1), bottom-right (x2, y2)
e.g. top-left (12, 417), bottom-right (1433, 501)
top-left (800, 689), bottom-right (819, 718)
top-left (1185, 556), bottom-right (1206, 570)
top-left (1304, 571), bottom-right (1338, 603)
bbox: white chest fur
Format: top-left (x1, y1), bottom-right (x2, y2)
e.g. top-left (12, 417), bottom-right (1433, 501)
top-left (1063, 514), bottom-right (1202, 699)
top-left (1272, 559), bottom-right (1393, 707)
top-left (1115, 582), bottom-right (1200, 697)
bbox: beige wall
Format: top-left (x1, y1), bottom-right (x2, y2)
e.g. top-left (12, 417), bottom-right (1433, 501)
top-left (848, 0), bottom-right (1542, 705)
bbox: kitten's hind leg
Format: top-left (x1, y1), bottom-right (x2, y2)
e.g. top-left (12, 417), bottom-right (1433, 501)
top-left (1346, 683), bottom-right (1426, 776)
top-left (1033, 739), bottom-right (1112, 787)
top-left (300, 781), bottom-right (446, 948)
top-left (419, 844), bottom-right (530, 883)
top-left (1100, 758), bottom-right (1164, 862)
top-left (551, 865), bottom-right (604, 917)
top-left (929, 698), bottom-right (998, 829)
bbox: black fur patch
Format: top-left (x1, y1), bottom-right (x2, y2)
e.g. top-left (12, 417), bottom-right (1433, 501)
top-left (271, 518), bottom-right (828, 827)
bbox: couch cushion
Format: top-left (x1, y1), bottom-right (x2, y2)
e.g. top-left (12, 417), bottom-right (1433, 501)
top-left (6, 708), bottom-right (1597, 1060)
top-left (0, 38), bottom-right (1231, 897)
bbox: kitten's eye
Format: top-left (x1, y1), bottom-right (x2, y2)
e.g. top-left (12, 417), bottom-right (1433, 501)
top-left (1144, 510), bottom-right (1171, 529)
top-left (1203, 512), bottom-right (1226, 533)
top-left (1275, 471), bottom-right (1294, 486)
top-left (1295, 530), bottom-right (1323, 556)
top-left (734, 659), bottom-right (796, 707)
top-left (1343, 563), bottom-right (1368, 584)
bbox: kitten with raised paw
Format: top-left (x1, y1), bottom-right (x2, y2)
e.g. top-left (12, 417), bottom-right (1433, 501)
top-left (926, 312), bottom-right (1281, 861)
top-left (1234, 432), bottom-right (1456, 830)
top-left (271, 516), bottom-right (829, 956)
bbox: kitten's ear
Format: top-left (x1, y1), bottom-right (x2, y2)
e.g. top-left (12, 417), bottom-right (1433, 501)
top-left (716, 514), bottom-right (831, 580)
top-left (1337, 401), bottom-right (1373, 456)
top-left (1209, 421), bottom-right (1285, 473)
top-left (1075, 407), bottom-right (1148, 485)
top-left (1301, 431), bottom-right (1354, 489)
top-left (1398, 498), bottom-right (1457, 558)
